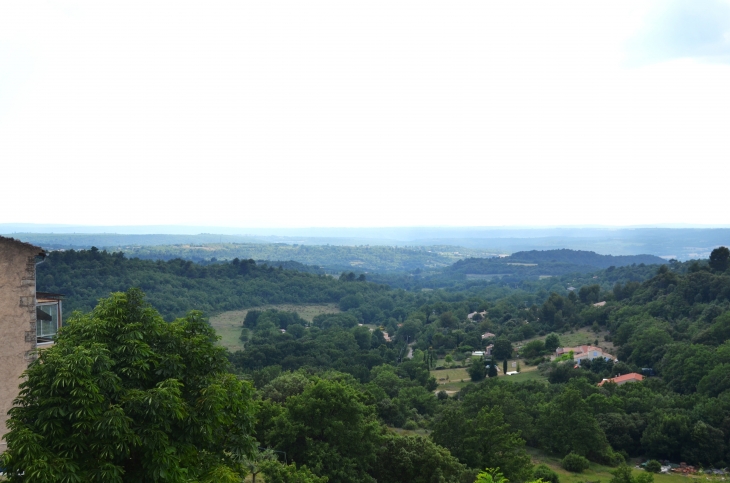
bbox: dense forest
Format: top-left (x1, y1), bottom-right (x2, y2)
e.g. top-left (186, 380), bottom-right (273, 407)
top-left (37, 248), bottom-right (385, 318)
top-left (38, 247), bottom-right (667, 319)
top-left (24, 244), bottom-right (730, 481)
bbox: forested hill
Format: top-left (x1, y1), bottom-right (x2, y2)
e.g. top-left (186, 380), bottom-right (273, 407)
top-left (37, 248), bottom-right (388, 319)
top-left (508, 249), bottom-right (667, 267)
top-left (448, 249), bottom-right (666, 277)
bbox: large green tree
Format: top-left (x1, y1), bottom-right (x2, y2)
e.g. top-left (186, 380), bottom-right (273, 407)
top-left (709, 246), bottom-right (730, 272)
top-left (431, 404), bottom-right (532, 481)
top-left (266, 377), bottom-right (383, 483)
top-left (537, 388), bottom-right (611, 462)
top-left (1, 289), bottom-right (257, 483)
top-left (544, 333), bottom-right (561, 353)
top-left (492, 338), bottom-right (513, 361)
top-left (371, 433), bottom-right (474, 483)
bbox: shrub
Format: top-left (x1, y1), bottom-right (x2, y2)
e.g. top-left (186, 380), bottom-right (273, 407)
top-left (645, 460), bottom-right (661, 473)
top-left (562, 453), bottom-right (590, 473)
top-left (533, 464), bottom-right (560, 483)
top-left (610, 464), bottom-right (654, 483)
top-left (595, 449), bottom-right (625, 467)
top-left (403, 420), bottom-right (418, 430)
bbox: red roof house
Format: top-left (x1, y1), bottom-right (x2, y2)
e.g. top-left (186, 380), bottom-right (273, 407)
top-left (598, 373), bottom-right (643, 387)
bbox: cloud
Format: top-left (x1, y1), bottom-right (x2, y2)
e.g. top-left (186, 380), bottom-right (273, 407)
top-left (627, 0), bottom-right (730, 65)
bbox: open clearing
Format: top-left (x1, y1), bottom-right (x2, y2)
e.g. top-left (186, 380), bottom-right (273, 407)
top-left (431, 366), bottom-right (471, 392)
top-left (209, 303), bottom-right (340, 352)
top-left (518, 327), bottom-right (614, 354)
top-left (503, 367), bottom-right (547, 383)
top-left (431, 359), bottom-right (546, 393)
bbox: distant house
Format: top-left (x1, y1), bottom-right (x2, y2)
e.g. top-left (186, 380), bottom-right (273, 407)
top-left (554, 345), bottom-right (615, 363)
top-left (592, 301), bottom-right (606, 307)
top-left (471, 351), bottom-right (485, 357)
top-left (382, 332), bottom-right (392, 342)
top-left (468, 311), bottom-right (487, 320)
top-left (567, 286), bottom-right (576, 291)
top-left (598, 373), bottom-right (643, 387)
top-left (481, 332), bottom-right (496, 339)
top-left (485, 344), bottom-right (494, 356)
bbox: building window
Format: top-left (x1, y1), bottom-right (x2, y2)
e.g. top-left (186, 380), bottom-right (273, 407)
top-left (37, 303), bottom-right (59, 344)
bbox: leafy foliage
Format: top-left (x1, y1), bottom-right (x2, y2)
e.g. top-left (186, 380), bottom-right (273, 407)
top-left (468, 358), bottom-right (487, 382)
top-left (1, 289), bottom-right (257, 482)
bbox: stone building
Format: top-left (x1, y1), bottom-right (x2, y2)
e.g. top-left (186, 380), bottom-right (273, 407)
top-left (0, 236), bottom-right (62, 453)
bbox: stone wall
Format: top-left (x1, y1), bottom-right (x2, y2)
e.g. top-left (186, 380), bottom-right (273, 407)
top-left (0, 237), bottom-right (44, 452)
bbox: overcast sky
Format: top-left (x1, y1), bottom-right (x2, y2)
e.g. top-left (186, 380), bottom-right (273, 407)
top-left (1, 1), bottom-right (729, 228)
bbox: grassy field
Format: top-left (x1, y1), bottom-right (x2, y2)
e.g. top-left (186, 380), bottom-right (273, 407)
top-left (431, 366), bottom-right (472, 393)
top-left (503, 369), bottom-right (548, 383)
top-left (555, 327), bottom-right (613, 350)
top-left (502, 363), bottom-right (548, 383)
top-left (527, 447), bottom-right (713, 483)
top-left (208, 303), bottom-right (340, 352)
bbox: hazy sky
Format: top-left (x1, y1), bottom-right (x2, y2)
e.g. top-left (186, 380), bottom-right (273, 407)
top-left (1, 1), bottom-right (729, 228)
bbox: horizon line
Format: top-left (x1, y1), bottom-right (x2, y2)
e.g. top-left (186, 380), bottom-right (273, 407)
top-left (3, 223), bottom-right (730, 232)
